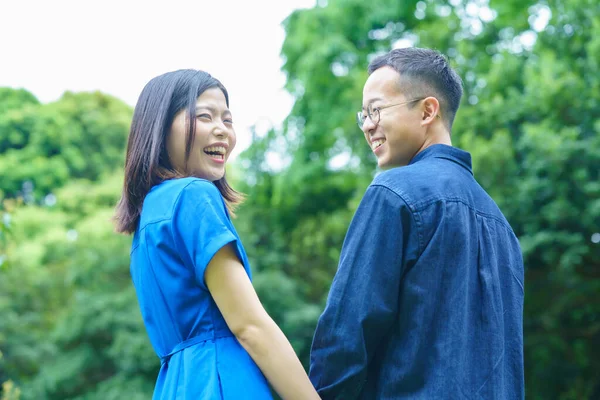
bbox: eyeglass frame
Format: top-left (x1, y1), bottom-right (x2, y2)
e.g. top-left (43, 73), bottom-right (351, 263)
top-left (357, 97), bottom-right (438, 129)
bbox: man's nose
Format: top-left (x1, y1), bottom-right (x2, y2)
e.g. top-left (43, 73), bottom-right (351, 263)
top-left (362, 115), bottom-right (377, 134)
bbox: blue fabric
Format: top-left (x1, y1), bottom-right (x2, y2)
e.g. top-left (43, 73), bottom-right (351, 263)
top-left (130, 177), bottom-right (273, 400)
top-left (309, 144), bottom-right (525, 399)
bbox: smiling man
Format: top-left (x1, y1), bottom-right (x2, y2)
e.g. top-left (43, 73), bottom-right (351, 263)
top-left (309, 48), bottom-right (525, 399)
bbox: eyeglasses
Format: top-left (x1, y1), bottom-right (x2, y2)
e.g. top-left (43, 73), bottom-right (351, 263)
top-left (356, 98), bottom-right (425, 129)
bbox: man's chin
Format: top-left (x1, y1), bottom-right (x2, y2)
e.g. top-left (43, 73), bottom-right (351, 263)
top-left (378, 159), bottom-right (406, 170)
top-left (378, 158), bottom-right (393, 170)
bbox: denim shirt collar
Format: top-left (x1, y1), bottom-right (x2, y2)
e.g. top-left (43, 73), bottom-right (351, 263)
top-left (409, 144), bottom-right (473, 175)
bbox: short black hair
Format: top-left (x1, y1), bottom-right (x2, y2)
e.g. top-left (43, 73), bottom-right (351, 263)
top-left (368, 48), bottom-right (463, 130)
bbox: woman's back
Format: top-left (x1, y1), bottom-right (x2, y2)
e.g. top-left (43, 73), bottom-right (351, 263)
top-left (130, 177), bottom-right (272, 399)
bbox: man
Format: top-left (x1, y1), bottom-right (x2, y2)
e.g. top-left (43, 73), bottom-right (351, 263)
top-left (309, 47), bottom-right (524, 399)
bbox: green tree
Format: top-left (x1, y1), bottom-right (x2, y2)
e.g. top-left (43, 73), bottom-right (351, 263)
top-left (0, 88), bottom-right (39, 154)
top-left (0, 89), bottom-right (132, 200)
top-left (0, 173), bottom-right (156, 400)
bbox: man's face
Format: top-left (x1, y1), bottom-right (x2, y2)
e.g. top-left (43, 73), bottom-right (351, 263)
top-left (361, 67), bottom-right (426, 169)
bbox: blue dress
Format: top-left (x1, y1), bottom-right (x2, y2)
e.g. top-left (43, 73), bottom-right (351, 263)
top-left (130, 177), bottom-right (273, 399)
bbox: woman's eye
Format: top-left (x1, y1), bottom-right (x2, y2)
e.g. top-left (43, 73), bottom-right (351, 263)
top-left (196, 113), bottom-right (212, 120)
top-left (224, 118), bottom-right (233, 124)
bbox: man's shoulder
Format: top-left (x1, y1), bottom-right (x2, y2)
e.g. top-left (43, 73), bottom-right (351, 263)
top-left (371, 163), bottom-right (439, 203)
top-left (371, 156), bottom-right (480, 210)
top-left (372, 164), bottom-right (423, 186)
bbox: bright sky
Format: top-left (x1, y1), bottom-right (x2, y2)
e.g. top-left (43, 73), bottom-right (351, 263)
top-left (0, 0), bottom-right (316, 158)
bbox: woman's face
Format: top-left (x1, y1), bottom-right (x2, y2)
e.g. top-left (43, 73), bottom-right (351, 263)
top-left (166, 88), bottom-right (236, 181)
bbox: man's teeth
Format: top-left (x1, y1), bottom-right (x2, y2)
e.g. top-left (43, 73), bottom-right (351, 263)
top-left (371, 139), bottom-right (385, 150)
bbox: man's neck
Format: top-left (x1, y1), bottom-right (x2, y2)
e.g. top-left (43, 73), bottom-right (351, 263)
top-left (419, 127), bottom-right (452, 154)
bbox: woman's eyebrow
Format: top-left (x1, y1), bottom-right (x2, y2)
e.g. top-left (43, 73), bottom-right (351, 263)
top-left (195, 106), bottom-right (231, 116)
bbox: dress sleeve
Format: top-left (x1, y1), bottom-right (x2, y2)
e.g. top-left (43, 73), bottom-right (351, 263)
top-left (309, 184), bottom-right (420, 399)
top-left (171, 179), bottom-right (239, 290)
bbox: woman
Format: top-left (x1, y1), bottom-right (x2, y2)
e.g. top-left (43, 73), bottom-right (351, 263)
top-left (114, 70), bottom-right (318, 399)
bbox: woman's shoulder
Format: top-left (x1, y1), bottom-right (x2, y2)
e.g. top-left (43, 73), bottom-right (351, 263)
top-left (172, 177), bottom-right (222, 204)
top-left (150, 177), bottom-right (220, 202)
top-left (141, 178), bottom-right (221, 226)
top-left (154, 177), bottom-right (215, 193)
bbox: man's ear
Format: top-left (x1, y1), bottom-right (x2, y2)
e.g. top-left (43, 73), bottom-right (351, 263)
top-left (421, 97), bottom-right (440, 126)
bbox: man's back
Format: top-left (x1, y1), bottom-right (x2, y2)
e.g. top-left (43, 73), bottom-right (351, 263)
top-left (310, 145), bottom-right (524, 399)
top-left (371, 144), bottom-right (523, 397)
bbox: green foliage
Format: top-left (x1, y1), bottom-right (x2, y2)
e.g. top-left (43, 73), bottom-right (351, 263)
top-left (0, 90), bottom-right (131, 201)
top-left (1, 0), bottom-right (599, 398)
top-left (0, 173), bottom-right (156, 399)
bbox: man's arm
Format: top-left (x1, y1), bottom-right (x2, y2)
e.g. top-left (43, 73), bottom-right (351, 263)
top-left (309, 185), bottom-right (419, 399)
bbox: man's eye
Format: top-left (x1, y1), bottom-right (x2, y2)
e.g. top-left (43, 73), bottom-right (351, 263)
top-left (224, 118), bottom-right (233, 124)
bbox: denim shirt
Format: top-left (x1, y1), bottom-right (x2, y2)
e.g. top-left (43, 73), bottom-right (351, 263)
top-left (309, 144), bottom-right (524, 399)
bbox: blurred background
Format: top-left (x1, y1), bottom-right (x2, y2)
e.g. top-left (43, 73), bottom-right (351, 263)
top-left (1, 0), bottom-right (599, 399)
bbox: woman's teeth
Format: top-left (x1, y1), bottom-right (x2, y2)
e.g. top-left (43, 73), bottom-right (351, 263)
top-left (204, 146), bottom-right (226, 159)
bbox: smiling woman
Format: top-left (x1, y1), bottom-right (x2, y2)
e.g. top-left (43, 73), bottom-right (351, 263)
top-left (166, 88), bottom-right (236, 182)
top-left (113, 69), bottom-right (319, 400)
top-left (114, 70), bottom-right (242, 234)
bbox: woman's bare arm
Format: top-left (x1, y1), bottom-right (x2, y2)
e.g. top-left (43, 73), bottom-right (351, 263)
top-left (205, 243), bottom-right (320, 400)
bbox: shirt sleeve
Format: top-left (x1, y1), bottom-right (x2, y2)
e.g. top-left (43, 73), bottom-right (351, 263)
top-left (171, 179), bottom-right (239, 290)
top-left (309, 184), bottom-right (419, 399)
